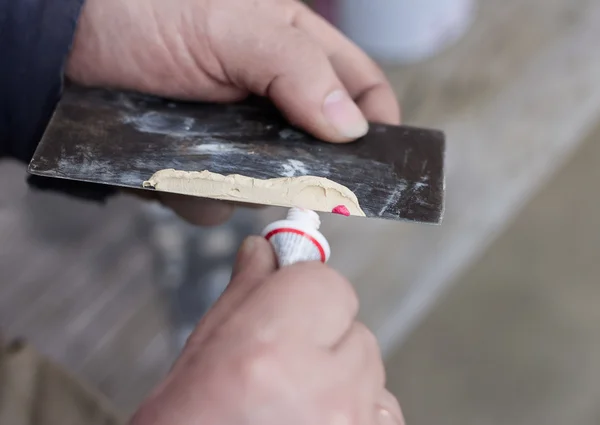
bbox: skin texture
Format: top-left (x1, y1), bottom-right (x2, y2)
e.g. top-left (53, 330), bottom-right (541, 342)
top-left (66, 0), bottom-right (400, 225)
top-left (65, 1), bottom-right (404, 423)
top-left (130, 237), bottom-right (405, 425)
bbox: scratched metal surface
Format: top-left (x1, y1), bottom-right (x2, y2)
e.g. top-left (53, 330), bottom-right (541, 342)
top-left (28, 87), bottom-right (445, 224)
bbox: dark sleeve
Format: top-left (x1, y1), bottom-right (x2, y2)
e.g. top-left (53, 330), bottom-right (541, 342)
top-left (0, 0), bottom-right (83, 162)
top-left (0, 0), bottom-right (116, 200)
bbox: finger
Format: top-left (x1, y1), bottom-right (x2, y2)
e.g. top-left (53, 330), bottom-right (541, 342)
top-left (229, 24), bottom-right (368, 142)
top-left (123, 189), bottom-right (234, 225)
top-left (158, 193), bottom-right (234, 226)
top-left (186, 236), bottom-right (277, 346)
top-left (230, 236), bottom-right (278, 284)
top-left (236, 262), bottom-right (359, 346)
top-left (375, 390), bottom-right (405, 425)
top-left (333, 322), bottom-right (385, 392)
top-left (292, 5), bottom-right (401, 125)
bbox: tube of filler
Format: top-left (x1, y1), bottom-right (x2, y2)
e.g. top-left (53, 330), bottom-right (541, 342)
top-left (261, 208), bottom-right (331, 268)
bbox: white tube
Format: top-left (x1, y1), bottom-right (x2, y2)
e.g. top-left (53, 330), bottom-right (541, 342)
top-left (262, 208), bottom-right (331, 267)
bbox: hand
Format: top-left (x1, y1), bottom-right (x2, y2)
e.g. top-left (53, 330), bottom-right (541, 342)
top-left (130, 237), bottom-right (405, 425)
top-left (67, 0), bottom-right (400, 140)
top-left (66, 0), bottom-right (400, 225)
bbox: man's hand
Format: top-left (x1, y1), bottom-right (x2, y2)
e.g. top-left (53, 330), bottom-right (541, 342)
top-left (66, 0), bottom-right (400, 225)
top-left (67, 0), bottom-right (400, 140)
top-left (130, 237), bottom-right (404, 425)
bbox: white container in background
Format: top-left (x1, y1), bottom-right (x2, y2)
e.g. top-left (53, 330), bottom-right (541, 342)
top-left (321, 0), bottom-right (476, 63)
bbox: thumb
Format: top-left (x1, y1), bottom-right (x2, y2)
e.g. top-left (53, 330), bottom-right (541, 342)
top-left (234, 28), bottom-right (368, 143)
top-left (230, 236), bottom-right (277, 282)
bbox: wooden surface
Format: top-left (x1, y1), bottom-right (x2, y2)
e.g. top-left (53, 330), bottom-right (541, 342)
top-left (0, 160), bottom-right (175, 413)
top-left (2, 0), bottom-right (600, 415)
top-left (0, 339), bottom-right (123, 425)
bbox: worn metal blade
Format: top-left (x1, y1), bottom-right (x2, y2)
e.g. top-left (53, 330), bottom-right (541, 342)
top-left (28, 86), bottom-right (445, 223)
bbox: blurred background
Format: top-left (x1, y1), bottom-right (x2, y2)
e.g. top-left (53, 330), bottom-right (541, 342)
top-left (2, 0), bottom-right (600, 423)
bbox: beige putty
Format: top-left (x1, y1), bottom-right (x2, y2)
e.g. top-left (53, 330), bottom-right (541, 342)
top-left (142, 169), bottom-right (366, 216)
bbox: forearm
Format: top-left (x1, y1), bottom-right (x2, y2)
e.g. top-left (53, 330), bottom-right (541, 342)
top-left (0, 0), bottom-right (85, 162)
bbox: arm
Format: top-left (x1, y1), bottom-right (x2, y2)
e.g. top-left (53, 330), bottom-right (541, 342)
top-left (0, 0), bottom-right (83, 162)
top-left (0, 0), bottom-right (116, 199)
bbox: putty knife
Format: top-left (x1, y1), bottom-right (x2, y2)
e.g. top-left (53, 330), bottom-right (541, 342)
top-left (28, 86), bottom-right (445, 223)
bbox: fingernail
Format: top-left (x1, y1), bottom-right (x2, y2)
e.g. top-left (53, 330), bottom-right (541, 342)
top-left (323, 90), bottom-right (369, 139)
top-left (232, 236), bottom-right (257, 276)
top-left (377, 408), bottom-right (402, 425)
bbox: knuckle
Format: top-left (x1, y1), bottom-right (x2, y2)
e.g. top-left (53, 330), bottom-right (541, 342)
top-left (237, 343), bottom-right (285, 390)
top-left (363, 327), bottom-right (386, 387)
top-left (379, 390), bottom-right (405, 425)
top-left (286, 263), bottom-right (359, 315)
top-left (263, 30), bottom-right (327, 74)
top-left (355, 323), bottom-right (385, 384)
top-left (356, 322), bottom-right (379, 352)
top-left (273, 33), bottom-right (322, 71)
top-left (324, 269), bottom-right (360, 315)
top-left (324, 409), bottom-right (358, 425)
